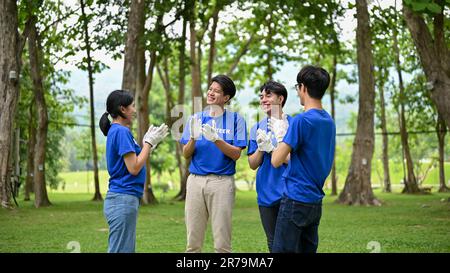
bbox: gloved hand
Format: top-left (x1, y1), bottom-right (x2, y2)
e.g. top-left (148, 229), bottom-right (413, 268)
top-left (256, 129), bottom-right (274, 153)
top-left (268, 114), bottom-right (289, 143)
top-left (143, 123), bottom-right (169, 150)
top-left (189, 114), bottom-right (202, 140)
top-left (201, 120), bottom-right (220, 142)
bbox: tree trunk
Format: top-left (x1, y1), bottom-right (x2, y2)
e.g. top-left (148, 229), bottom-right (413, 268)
top-left (392, 22), bottom-right (420, 194)
top-left (139, 50), bottom-right (157, 205)
top-left (330, 54), bottom-right (338, 196)
top-left (158, 57), bottom-right (174, 125)
top-left (437, 113), bottom-right (449, 192)
top-left (24, 103), bottom-right (36, 201)
top-left (337, 0), bottom-right (380, 206)
top-left (265, 12), bottom-right (274, 80)
top-left (80, 0), bottom-right (102, 201)
top-left (29, 19), bottom-right (51, 208)
top-left (378, 68), bottom-right (391, 193)
top-left (207, 9), bottom-right (219, 86)
top-left (174, 17), bottom-right (189, 201)
top-left (227, 33), bottom-right (255, 76)
top-left (125, 0), bottom-right (158, 205)
top-left (403, 4), bottom-right (450, 129)
top-left (121, 0), bottom-right (145, 95)
top-left (0, 0), bottom-right (20, 209)
top-left (189, 4), bottom-right (202, 107)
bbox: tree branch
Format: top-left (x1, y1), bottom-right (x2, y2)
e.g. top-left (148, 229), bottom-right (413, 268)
top-left (227, 33), bottom-right (256, 75)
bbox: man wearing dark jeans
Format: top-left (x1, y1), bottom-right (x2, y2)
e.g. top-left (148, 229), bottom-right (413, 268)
top-left (247, 81), bottom-right (291, 252)
top-left (271, 65), bottom-right (336, 253)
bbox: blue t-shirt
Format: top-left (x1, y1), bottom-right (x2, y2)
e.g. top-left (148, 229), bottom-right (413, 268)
top-left (282, 109), bottom-right (336, 204)
top-left (180, 110), bottom-right (247, 175)
top-left (106, 123), bottom-right (146, 198)
top-left (248, 116), bottom-right (292, 207)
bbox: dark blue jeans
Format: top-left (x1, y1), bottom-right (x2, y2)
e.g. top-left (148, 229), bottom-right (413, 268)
top-left (272, 197), bottom-right (322, 253)
top-left (258, 203), bottom-right (280, 253)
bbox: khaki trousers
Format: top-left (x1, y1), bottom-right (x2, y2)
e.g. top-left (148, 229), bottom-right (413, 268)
top-left (185, 173), bottom-right (236, 253)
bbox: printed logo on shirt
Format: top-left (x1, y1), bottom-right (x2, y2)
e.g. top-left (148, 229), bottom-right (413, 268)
top-left (216, 128), bottom-right (231, 134)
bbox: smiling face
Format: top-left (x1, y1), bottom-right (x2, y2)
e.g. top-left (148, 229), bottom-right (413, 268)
top-left (120, 102), bottom-right (136, 125)
top-left (206, 81), bottom-right (230, 106)
top-left (260, 89), bottom-right (284, 115)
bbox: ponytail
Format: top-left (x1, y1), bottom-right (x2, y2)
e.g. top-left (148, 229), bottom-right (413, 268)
top-left (99, 112), bottom-right (111, 136)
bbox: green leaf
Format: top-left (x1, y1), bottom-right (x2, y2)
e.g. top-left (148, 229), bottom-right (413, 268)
top-left (426, 2), bottom-right (442, 13)
top-left (412, 2), bottom-right (427, 11)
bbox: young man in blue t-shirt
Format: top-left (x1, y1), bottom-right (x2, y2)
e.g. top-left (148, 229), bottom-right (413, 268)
top-left (180, 75), bottom-right (247, 253)
top-left (247, 80), bottom-right (291, 252)
top-left (271, 65), bottom-right (336, 253)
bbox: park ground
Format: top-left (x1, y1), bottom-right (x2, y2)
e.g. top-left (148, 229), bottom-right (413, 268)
top-left (0, 170), bottom-right (449, 253)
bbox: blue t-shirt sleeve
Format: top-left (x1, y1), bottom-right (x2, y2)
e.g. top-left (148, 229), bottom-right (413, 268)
top-left (234, 113), bottom-right (247, 148)
top-left (116, 128), bottom-right (137, 156)
top-left (247, 124), bottom-right (257, 155)
top-left (180, 116), bottom-right (193, 145)
top-left (283, 115), bottom-right (302, 152)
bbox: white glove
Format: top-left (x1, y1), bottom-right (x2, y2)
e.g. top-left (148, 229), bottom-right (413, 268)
top-left (201, 120), bottom-right (219, 142)
top-left (143, 123), bottom-right (169, 150)
top-left (256, 129), bottom-right (274, 153)
top-left (268, 114), bottom-right (289, 143)
top-left (189, 115), bottom-right (202, 140)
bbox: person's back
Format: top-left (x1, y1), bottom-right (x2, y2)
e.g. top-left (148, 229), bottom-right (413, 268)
top-left (270, 65), bottom-right (335, 253)
top-left (282, 109), bottom-right (336, 204)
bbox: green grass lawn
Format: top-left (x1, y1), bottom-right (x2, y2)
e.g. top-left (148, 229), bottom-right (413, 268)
top-left (52, 161), bottom-right (450, 195)
top-left (1, 189), bottom-right (449, 253)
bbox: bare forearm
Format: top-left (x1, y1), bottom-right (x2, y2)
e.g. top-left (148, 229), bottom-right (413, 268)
top-left (248, 150), bottom-right (263, 170)
top-left (271, 143), bottom-right (291, 168)
top-left (124, 144), bottom-right (151, 175)
top-left (182, 139), bottom-right (196, 158)
top-left (136, 144), bottom-right (151, 170)
top-left (214, 140), bottom-right (242, 161)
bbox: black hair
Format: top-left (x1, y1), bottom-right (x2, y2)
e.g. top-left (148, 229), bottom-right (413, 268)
top-left (296, 65), bottom-right (330, 99)
top-left (259, 80), bottom-right (288, 107)
top-left (99, 90), bottom-right (134, 136)
top-left (211, 74), bottom-right (236, 103)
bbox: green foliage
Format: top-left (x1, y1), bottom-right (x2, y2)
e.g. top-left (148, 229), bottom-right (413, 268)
top-left (10, 0), bottom-right (449, 202)
top-left (15, 0), bottom-right (87, 191)
top-left (403, 0), bottom-right (445, 14)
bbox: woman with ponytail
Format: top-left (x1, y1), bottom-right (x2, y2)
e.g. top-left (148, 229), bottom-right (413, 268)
top-left (99, 90), bottom-right (169, 253)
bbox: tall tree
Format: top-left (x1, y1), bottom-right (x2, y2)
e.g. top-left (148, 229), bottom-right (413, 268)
top-left (403, 0), bottom-right (450, 129)
top-left (338, 0), bottom-right (380, 206)
top-left (392, 11), bottom-right (420, 193)
top-left (188, 0), bottom-right (202, 107)
top-left (371, 3), bottom-right (393, 193)
top-left (28, 15), bottom-right (51, 208)
top-left (174, 16), bottom-right (189, 201)
top-left (80, 0), bottom-right (102, 201)
top-left (120, 0), bottom-right (157, 205)
top-left (122, 0), bottom-right (144, 95)
top-left (0, 0), bottom-right (32, 209)
top-left (207, 6), bottom-right (219, 86)
top-left (377, 67), bottom-right (392, 192)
